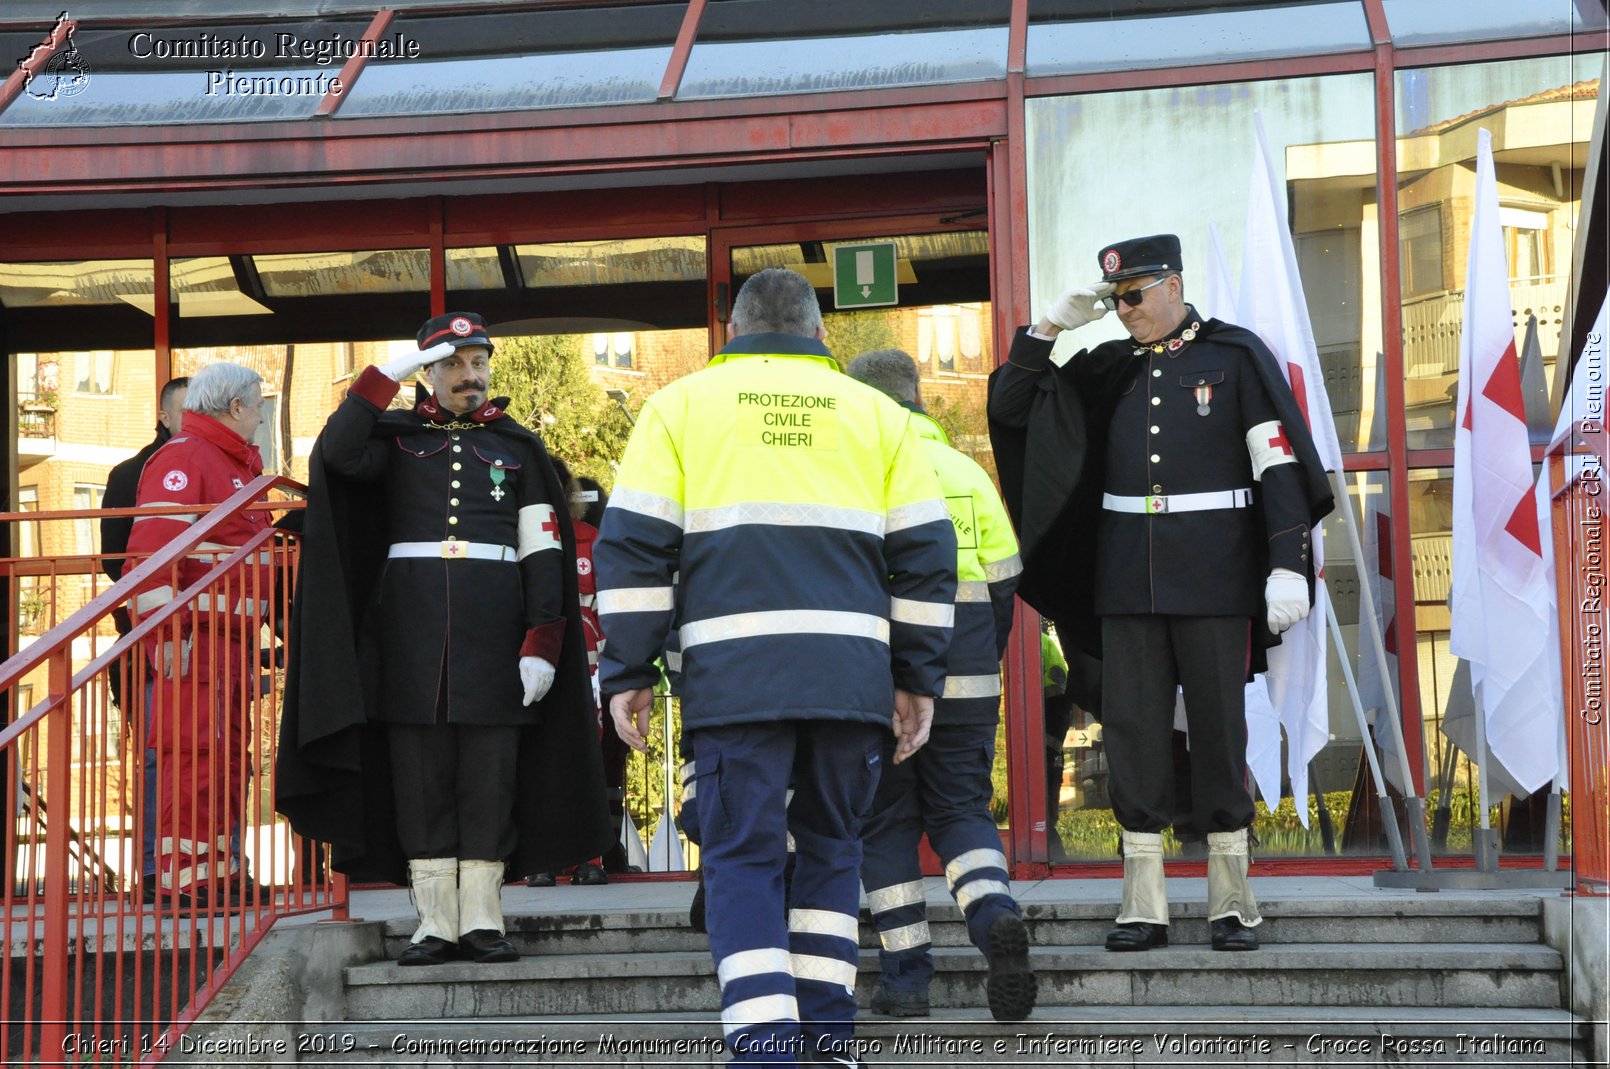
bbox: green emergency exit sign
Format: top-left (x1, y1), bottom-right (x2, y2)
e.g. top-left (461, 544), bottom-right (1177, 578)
top-left (832, 241), bottom-right (898, 309)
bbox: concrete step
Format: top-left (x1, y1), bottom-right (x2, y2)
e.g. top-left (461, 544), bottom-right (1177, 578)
top-left (299, 1005), bottom-right (1589, 1067)
top-left (343, 941), bottom-right (1564, 1020)
top-left (379, 896), bottom-right (1544, 959)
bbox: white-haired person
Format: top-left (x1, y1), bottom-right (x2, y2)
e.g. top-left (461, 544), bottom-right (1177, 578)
top-left (126, 361), bottom-right (272, 908)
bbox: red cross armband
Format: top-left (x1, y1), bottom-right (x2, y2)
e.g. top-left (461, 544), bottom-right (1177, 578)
top-left (517, 503), bottom-right (563, 559)
top-left (1246, 420), bottom-right (1298, 481)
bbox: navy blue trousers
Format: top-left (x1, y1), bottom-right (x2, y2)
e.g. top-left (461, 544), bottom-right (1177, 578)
top-left (691, 720), bottom-right (881, 1067)
top-left (858, 717), bottom-right (1016, 993)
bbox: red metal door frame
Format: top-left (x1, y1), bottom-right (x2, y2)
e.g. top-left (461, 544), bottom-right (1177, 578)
top-left (706, 189), bottom-right (1055, 876)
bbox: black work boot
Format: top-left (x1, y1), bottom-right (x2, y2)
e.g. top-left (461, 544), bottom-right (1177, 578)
top-left (985, 913), bottom-right (1037, 1021)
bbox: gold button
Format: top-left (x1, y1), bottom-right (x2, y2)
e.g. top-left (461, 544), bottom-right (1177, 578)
top-left (1150, 454), bottom-right (1161, 463)
top-left (448, 517), bottom-right (459, 525)
top-left (451, 480), bottom-right (461, 488)
top-left (1152, 484), bottom-right (1163, 493)
top-left (451, 434), bottom-right (460, 441)
top-left (1150, 425), bottom-right (1160, 434)
top-left (1151, 397), bottom-right (1161, 406)
top-left (452, 463), bottom-right (462, 471)
top-left (450, 498), bottom-right (459, 506)
top-left (1152, 369), bottom-right (1162, 378)
top-left (452, 445), bottom-right (462, 453)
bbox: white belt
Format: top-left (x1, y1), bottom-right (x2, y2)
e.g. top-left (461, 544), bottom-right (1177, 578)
top-left (388, 540), bottom-right (517, 561)
top-left (1102, 488), bottom-right (1253, 515)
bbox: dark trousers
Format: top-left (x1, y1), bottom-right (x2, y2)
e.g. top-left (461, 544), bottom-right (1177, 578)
top-left (1101, 615), bottom-right (1255, 834)
top-left (860, 717), bottom-right (1015, 992)
top-left (388, 722), bottom-right (520, 861)
top-left (692, 719), bottom-right (882, 1066)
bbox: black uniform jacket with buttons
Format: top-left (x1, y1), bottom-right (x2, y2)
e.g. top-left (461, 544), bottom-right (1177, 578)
top-left (276, 374), bottom-right (611, 884)
top-left (987, 316), bottom-right (1332, 678)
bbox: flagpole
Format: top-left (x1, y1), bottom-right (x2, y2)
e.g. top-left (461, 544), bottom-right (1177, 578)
top-left (1468, 681), bottom-right (1500, 872)
top-left (1330, 469), bottom-right (1435, 874)
top-left (1320, 583), bottom-right (1407, 870)
top-left (1544, 721), bottom-right (1566, 872)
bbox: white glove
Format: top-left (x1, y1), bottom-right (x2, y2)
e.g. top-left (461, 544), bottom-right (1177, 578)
top-left (1265, 568), bottom-right (1310, 634)
top-left (160, 637), bottom-right (192, 680)
top-left (1044, 282), bottom-right (1115, 331)
top-left (520, 656), bottom-right (557, 706)
top-left (378, 341), bottom-right (456, 382)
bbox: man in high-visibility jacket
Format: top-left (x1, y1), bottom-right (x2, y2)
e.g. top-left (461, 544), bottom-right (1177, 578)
top-left (126, 361), bottom-right (271, 908)
top-left (596, 269), bottom-right (956, 1068)
top-left (847, 349), bottom-right (1035, 1024)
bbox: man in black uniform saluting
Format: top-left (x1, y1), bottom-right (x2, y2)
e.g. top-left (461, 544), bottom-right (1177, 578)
top-left (988, 235), bottom-right (1331, 953)
top-left (278, 313), bottom-right (609, 966)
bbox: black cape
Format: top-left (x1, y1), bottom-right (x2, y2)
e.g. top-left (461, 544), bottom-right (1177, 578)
top-left (275, 395), bottom-right (612, 884)
top-left (988, 319), bottom-right (1334, 681)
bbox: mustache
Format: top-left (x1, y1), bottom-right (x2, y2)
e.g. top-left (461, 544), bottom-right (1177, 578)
top-left (454, 381), bottom-right (487, 393)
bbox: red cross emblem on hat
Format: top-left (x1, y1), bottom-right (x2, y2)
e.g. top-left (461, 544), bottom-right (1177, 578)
top-left (449, 316), bottom-right (474, 336)
top-left (1102, 250), bottom-right (1121, 273)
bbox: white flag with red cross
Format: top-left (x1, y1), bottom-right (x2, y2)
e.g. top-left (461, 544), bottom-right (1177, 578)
top-left (1237, 111), bottom-right (1341, 822)
top-left (1201, 220), bottom-right (1285, 812)
top-left (1447, 127), bottom-right (1559, 796)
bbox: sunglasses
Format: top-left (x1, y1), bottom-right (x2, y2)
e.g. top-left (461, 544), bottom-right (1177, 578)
top-left (1100, 275), bottom-right (1171, 311)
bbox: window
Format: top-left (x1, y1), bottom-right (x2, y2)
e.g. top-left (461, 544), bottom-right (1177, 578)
top-left (16, 487), bottom-right (39, 558)
top-left (1501, 206), bottom-right (1552, 282)
top-left (1396, 55), bottom-right (1593, 449)
top-left (1398, 208), bottom-right (1445, 299)
top-left (611, 332), bottom-right (635, 370)
top-left (592, 333), bottom-right (611, 367)
top-left (74, 351), bottom-right (116, 395)
top-left (73, 485), bottom-right (105, 556)
top-left (1025, 69), bottom-right (1384, 855)
top-left (17, 352), bottom-right (39, 399)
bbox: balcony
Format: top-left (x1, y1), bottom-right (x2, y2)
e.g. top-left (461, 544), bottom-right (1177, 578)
top-left (1403, 275), bottom-right (1568, 380)
top-left (16, 391), bottom-right (57, 462)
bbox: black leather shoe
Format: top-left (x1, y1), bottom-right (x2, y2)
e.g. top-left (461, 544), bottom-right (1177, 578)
top-left (1105, 921), bottom-right (1168, 951)
top-left (869, 983), bottom-right (930, 1017)
top-left (688, 870), bottom-right (706, 933)
top-left (140, 874), bottom-right (159, 904)
top-left (459, 928), bottom-right (519, 963)
top-left (1211, 917), bottom-right (1259, 951)
top-left (398, 936), bottom-right (457, 967)
top-left (525, 872), bottom-right (555, 888)
top-left (571, 862), bottom-right (609, 886)
top-left (985, 914), bottom-right (1037, 1021)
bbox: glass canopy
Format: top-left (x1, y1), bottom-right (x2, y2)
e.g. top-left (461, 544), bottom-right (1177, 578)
top-left (0, 2), bottom-right (1596, 126)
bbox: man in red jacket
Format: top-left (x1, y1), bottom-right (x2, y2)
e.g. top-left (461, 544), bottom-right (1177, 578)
top-left (127, 361), bottom-right (271, 907)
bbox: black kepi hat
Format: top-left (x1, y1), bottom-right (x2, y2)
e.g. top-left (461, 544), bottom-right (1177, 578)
top-left (1098, 234), bottom-right (1183, 283)
top-left (417, 311), bottom-right (494, 354)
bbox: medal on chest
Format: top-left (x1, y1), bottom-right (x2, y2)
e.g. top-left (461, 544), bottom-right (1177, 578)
top-left (1195, 385), bottom-right (1212, 416)
top-left (489, 461), bottom-right (507, 501)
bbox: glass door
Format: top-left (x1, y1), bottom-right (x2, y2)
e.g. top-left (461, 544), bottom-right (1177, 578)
top-left (709, 219), bottom-right (1006, 872)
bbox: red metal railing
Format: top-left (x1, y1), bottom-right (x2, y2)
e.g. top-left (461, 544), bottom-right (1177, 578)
top-left (1550, 433), bottom-right (1609, 895)
top-left (0, 475), bottom-right (345, 1065)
